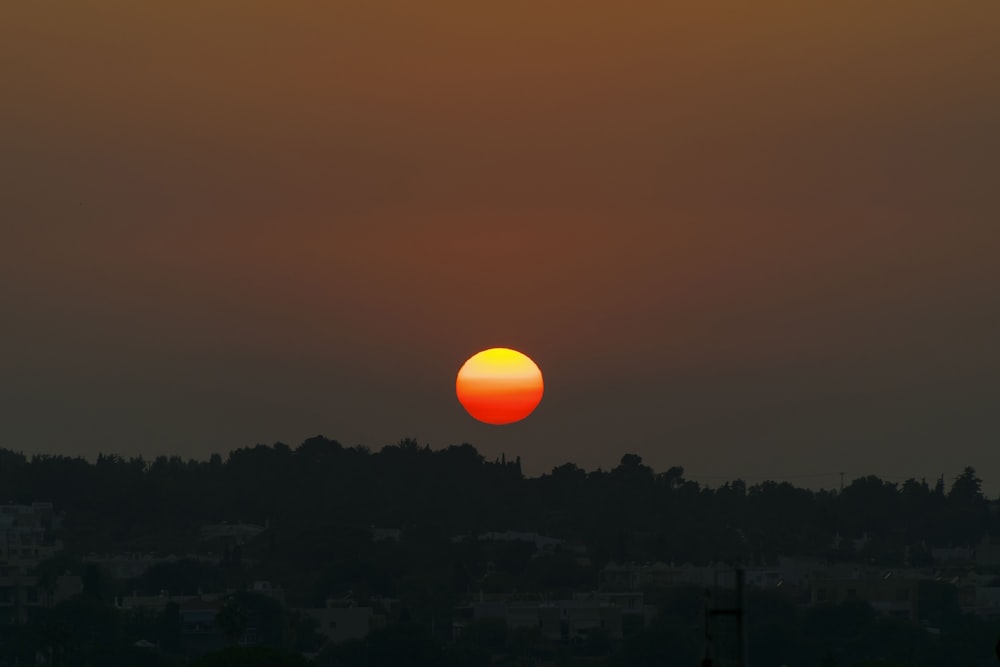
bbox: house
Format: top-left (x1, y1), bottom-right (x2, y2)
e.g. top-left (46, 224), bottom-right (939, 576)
top-left (931, 546), bottom-right (974, 564)
top-left (180, 596), bottom-right (223, 636)
top-left (298, 605), bottom-right (375, 644)
top-left (810, 571), bottom-right (920, 619)
top-left (179, 596), bottom-right (227, 656)
top-left (0, 571), bottom-right (82, 623)
top-left (477, 531), bottom-right (564, 551)
top-left (371, 527), bottom-right (402, 542)
top-left (117, 591), bottom-right (203, 612)
top-left (454, 598), bottom-right (624, 642)
top-left (971, 585), bottom-right (1000, 617)
top-left (976, 534), bottom-right (1000, 567)
top-left (248, 580), bottom-right (285, 606)
top-left (0, 503), bottom-right (77, 624)
top-left (0, 503), bottom-right (63, 568)
top-left (82, 552), bottom-right (180, 580)
top-left (599, 563), bottom-right (641, 591)
top-left (199, 522), bottom-right (266, 543)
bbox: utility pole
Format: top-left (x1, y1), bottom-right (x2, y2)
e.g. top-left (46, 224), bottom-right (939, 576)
top-left (839, 472), bottom-right (844, 492)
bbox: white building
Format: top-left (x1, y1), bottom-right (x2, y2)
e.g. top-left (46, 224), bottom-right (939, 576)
top-left (476, 531), bottom-right (565, 551)
top-left (83, 552), bottom-right (179, 580)
top-left (297, 605), bottom-right (376, 644)
top-left (199, 522), bottom-right (266, 542)
top-left (0, 503), bottom-right (79, 623)
top-left (455, 597), bottom-right (628, 642)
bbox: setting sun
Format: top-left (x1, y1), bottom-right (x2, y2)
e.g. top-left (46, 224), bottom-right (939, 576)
top-left (456, 348), bottom-right (544, 425)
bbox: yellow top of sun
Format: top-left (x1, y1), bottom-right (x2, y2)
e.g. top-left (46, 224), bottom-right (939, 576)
top-left (458, 347), bottom-right (541, 380)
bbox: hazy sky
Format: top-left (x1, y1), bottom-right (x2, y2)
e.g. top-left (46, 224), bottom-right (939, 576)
top-left (3, 2), bottom-right (998, 492)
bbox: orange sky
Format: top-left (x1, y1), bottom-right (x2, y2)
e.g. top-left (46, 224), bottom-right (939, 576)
top-left (2, 1), bottom-right (999, 490)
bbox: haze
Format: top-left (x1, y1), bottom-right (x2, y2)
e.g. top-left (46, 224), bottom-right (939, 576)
top-left (2, 1), bottom-right (998, 490)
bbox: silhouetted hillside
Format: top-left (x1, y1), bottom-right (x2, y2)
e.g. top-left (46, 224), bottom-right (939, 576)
top-left (2, 438), bottom-right (999, 666)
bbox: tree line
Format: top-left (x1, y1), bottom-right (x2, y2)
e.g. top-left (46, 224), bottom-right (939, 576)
top-left (0, 438), bottom-right (995, 568)
top-left (1, 438), bottom-right (999, 666)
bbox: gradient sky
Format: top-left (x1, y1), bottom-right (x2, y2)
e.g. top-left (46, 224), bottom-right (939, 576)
top-left (2, 1), bottom-right (998, 492)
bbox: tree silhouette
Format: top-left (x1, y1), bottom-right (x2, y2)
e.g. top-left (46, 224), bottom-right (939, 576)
top-left (1, 440), bottom-right (998, 666)
top-left (157, 601), bottom-right (181, 654)
top-left (216, 596), bottom-right (248, 645)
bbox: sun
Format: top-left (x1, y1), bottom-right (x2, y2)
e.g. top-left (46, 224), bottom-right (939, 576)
top-left (456, 348), bottom-right (544, 425)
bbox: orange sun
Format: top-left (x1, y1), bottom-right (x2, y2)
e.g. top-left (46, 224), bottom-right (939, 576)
top-left (456, 348), bottom-right (544, 425)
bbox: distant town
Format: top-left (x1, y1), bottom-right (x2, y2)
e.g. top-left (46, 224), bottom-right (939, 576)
top-left (1, 438), bottom-right (998, 666)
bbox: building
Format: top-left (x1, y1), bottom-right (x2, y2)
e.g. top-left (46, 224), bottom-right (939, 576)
top-left (976, 534), bottom-right (1000, 567)
top-left (970, 585), bottom-right (1000, 617)
top-left (296, 596), bottom-right (398, 647)
top-left (199, 522), bottom-right (266, 543)
top-left (0, 503), bottom-right (62, 568)
top-left (0, 503), bottom-right (79, 624)
top-left (83, 552), bottom-right (180, 581)
top-left (476, 531), bottom-right (564, 551)
top-left (298, 605), bottom-right (376, 644)
top-left (599, 563), bottom-right (641, 591)
top-left (371, 527), bottom-right (402, 543)
top-left (600, 558), bottom-right (836, 598)
top-left (0, 571), bottom-right (81, 624)
top-left (117, 591), bottom-right (205, 613)
top-left (247, 580), bottom-right (285, 606)
top-left (810, 570), bottom-right (920, 619)
top-left (178, 596), bottom-right (227, 656)
top-left (454, 596), bottom-right (630, 642)
top-left (931, 546), bottom-right (975, 564)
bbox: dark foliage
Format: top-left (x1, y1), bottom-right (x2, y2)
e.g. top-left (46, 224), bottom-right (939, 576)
top-left (0, 440), bottom-right (998, 666)
top-left (189, 646), bottom-right (312, 667)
